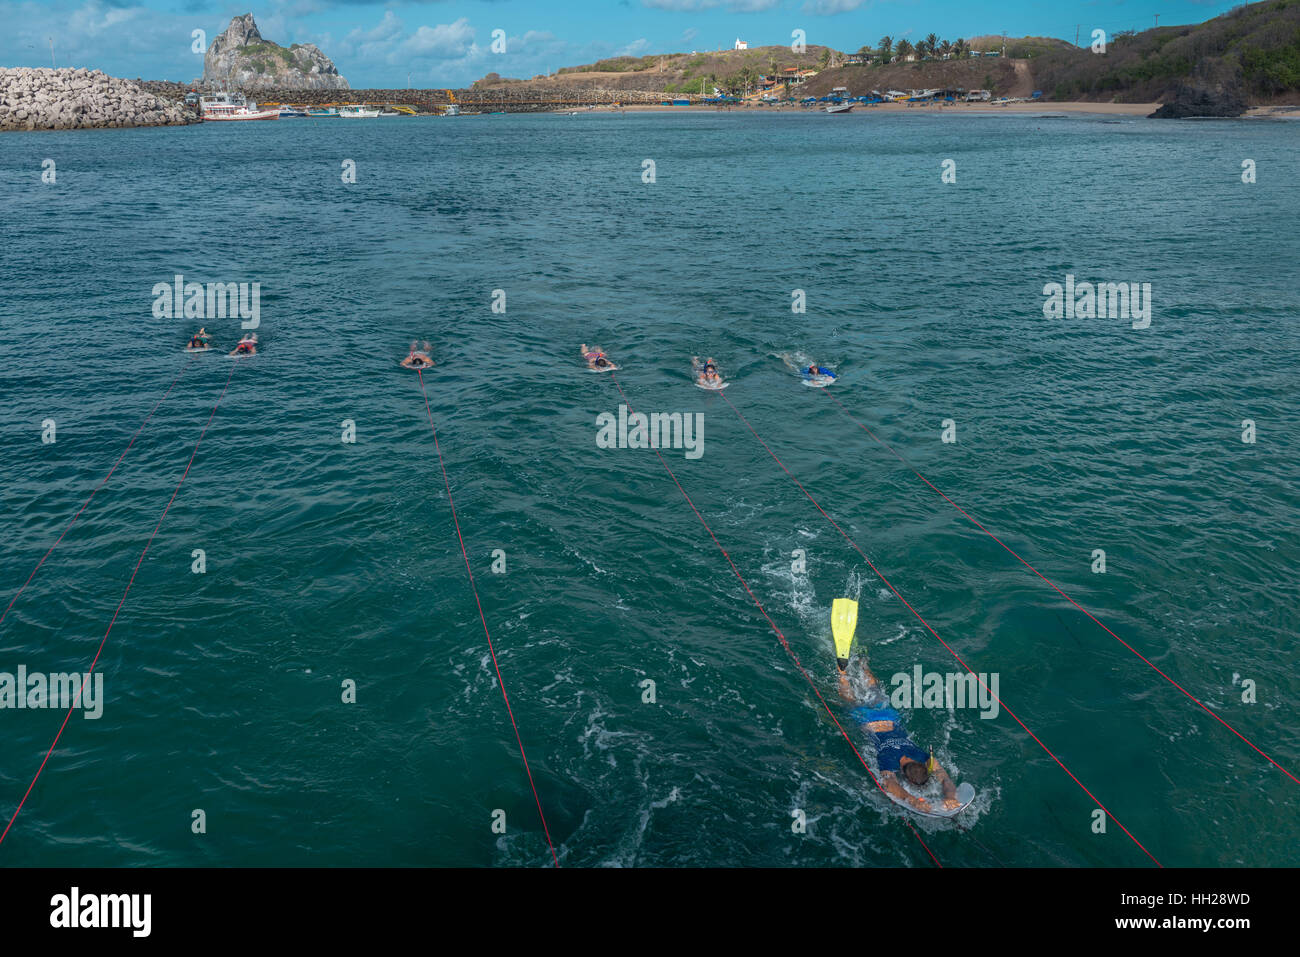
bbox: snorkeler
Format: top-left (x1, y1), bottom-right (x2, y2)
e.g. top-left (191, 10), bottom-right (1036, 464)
top-left (188, 328), bottom-right (210, 349)
top-left (230, 333), bottom-right (257, 356)
top-left (400, 341), bottom-right (434, 369)
top-left (780, 353), bottom-right (835, 380)
top-left (838, 658), bottom-right (961, 814)
top-left (580, 343), bottom-right (613, 369)
top-left (692, 356), bottom-right (722, 386)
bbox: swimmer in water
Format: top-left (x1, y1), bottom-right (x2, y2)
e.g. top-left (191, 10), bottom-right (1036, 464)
top-left (230, 333), bottom-right (257, 356)
top-left (188, 328), bottom-right (210, 350)
top-left (838, 657), bottom-right (961, 813)
top-left (692, 356), bottom-right (722, 386)
top-left (580, 344), bottom-right (613, 370)
top-left (780, 353), bottom-right (835, 380)
top-left (400, 341), bottom-right (434, 369)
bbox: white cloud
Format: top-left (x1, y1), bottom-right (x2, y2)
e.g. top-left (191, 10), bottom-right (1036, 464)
top-left (400, 19), bottom-right (476, 60)
top-left (643, 0), bottom-right (780, 11)
top-left (802, 0), bottom-right (869, 14)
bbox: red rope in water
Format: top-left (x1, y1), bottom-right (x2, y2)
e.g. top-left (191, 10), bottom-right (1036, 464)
top-left (823, 388), bottom-right (1298, 787)
top-left (1, 359), bottom-right (193, 631)
top-left (415, 370), bottom-right (560, 867)
top-left (1, 359), bottom-right (239, 848)
top-left (609, 374), bottom-right (941, 868)
top-left (719, 389), bottom-right (1161, 867)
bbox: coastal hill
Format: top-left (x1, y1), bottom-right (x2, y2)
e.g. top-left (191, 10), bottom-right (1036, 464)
top-left (204, 14), bottom-right (348, 91)
top-left (473, 44), bottom-right (834, 95)
top-left (470, 1), bottom-right (1300, 108)
top-left (1021, 1), bottom-right (1300, 105)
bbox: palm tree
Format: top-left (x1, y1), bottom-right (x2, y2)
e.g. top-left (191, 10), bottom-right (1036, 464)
top-left (877, 36), bottom-right (893, 64)
top-left (926, 33), bottom-right (939, 58)
top-left (896, 39), bottom-right (913, 62)
top-left (954, 38), bottom-right (968, 59)
top-left (940, 39), bottom-right (953, 59)
top-left (818, 47), bottom-right (831, 69)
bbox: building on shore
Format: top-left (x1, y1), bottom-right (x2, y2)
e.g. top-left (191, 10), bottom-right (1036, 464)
top-left (759, 67), bottom-right (818, 94)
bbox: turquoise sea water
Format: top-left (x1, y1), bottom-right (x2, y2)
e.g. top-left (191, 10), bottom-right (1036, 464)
top-left (0, 111), bottom-right (1297, 867)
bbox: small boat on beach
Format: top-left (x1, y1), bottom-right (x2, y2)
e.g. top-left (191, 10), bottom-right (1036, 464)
top-left (826, 101), bottom-right (855, 114)
top-left (199, 92), bottom-right (279, 122)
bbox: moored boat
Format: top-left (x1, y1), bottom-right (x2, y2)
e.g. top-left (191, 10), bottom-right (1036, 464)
top-left (199, 92), bottom-right (279, 122)
top-left (306, 107), bottom-right (340, 118)
top-left (339, 104), bottom-right (381, 118)
top-left (277, 104), bottom-right (309, 118)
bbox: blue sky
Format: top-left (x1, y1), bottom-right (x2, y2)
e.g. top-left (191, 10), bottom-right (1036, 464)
top-left (1, 0), bottom-right (1243, 88)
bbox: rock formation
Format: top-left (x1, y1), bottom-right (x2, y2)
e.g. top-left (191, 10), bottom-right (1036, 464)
top-left (0, 68), bottom-right (195, 131)
top-left (204, 14), bottom-right (348, 91)
top-left (1149, 83), bottom-right (1247, 119)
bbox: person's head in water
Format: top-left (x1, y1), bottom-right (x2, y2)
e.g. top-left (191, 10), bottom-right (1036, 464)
top-left (902, 759), bottom-right (930, 787)
top-left (595, 356), bottom-right (608, 367)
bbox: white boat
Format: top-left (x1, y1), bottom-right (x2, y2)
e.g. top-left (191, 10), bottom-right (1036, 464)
top-left (199, 92), bottom-right (279, 122)
top-left (825, 101), bottom-right (855, 114)
top-left (339, 105), bottom-right (381, 118)
top-left (443, 104), bottom-right (460, 117)
top-left (277, 104), bottom-right (308, 118)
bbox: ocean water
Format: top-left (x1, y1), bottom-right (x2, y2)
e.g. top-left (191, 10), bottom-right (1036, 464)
top-left (0, 111), bottom-right (1297, 867)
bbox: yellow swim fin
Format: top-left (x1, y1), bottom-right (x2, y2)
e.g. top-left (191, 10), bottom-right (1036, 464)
top-left (831, 598), bottom-right (858, 673)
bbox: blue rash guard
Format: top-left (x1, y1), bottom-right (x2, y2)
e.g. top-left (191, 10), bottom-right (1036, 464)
top-left (850, 704), bottom-right (928, 773)
top-left (804, 366), bottom-right (836, 379)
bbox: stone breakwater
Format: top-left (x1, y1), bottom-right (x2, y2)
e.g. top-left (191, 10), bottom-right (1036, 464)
top-left (0, 68), bottom-right (197, 131)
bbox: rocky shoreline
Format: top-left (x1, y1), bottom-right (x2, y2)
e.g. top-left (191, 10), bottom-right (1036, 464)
top-left (1147, 84), bottom-right (1248, 119)
top-left (0, 68), bottom-right (197, 131)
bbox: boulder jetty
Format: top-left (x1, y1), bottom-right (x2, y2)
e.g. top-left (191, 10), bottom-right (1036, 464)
top-left (0, 67), bottom-right (195, 131)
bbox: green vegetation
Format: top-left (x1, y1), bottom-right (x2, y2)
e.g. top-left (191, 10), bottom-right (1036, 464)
top-left (1030, 0), bottom-right (1300, 101)
top-left (238, 41), bottom-right (295, 71)
top-left (474, 2), bottom-right (1300, 104)
top-left (557, 55), bottom-right (660, 74)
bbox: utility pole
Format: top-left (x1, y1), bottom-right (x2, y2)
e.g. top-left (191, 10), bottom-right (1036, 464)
top-left (1075, 24), bottom-right (1080, 47)
top-left (48, 37), bottom-right (55, 68)
top-left (1154, 14), bottom-right (1160, 28)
